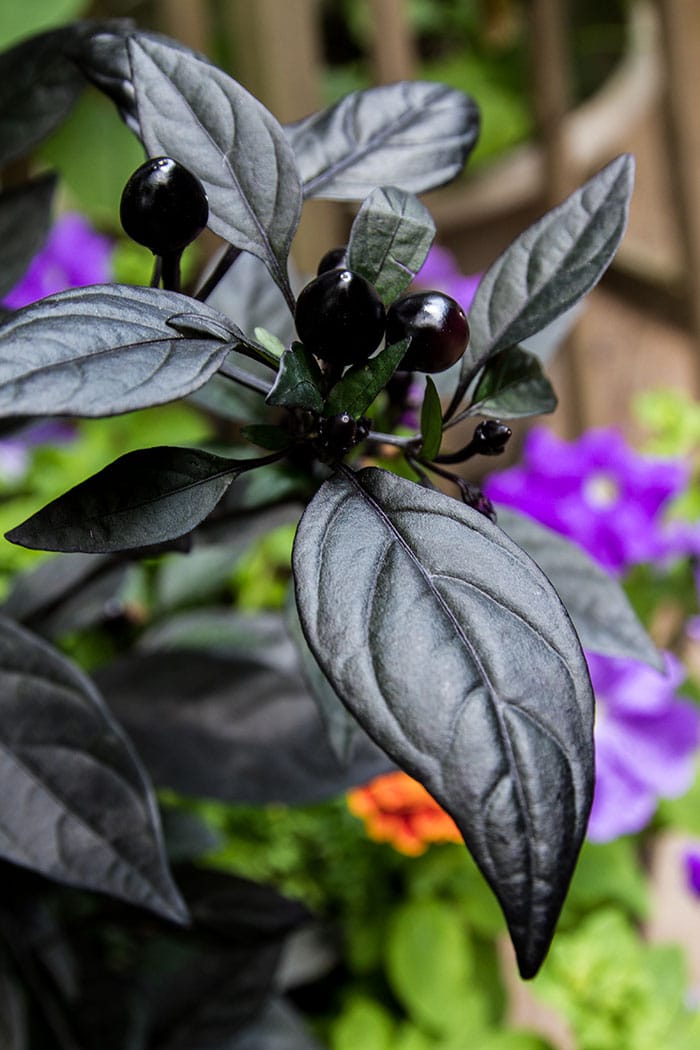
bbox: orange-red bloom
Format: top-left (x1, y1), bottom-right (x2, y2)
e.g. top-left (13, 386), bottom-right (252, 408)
top-left (347, 771), bottom-right (463, 856)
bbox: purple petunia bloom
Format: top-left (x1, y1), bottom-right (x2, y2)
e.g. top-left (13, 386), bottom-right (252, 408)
top-left (586, 650), bottom-right (700, 842)
top-left (3, 213), bottom-right (112, 309)
top-left (484, 426), bottom-right (689, 574)
top-left (684, 847), bottom-right (700, 897)
top-left (414, 244), bottom-right (481, 313)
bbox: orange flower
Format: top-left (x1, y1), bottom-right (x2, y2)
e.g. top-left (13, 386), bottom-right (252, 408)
top-left (347, 771), bottom-right (463, 856)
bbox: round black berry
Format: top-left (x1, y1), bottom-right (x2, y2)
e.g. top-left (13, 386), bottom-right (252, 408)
top-left (472, 420), bottom-right (512, 456)
top-left (386, 291), bottom-right (469, 373)
top-left (317, 246), bottom-right (347, 275)
top-left (120, 157), bottom-right (208, 255)
top-left (295, 269), bottom-right (386, 366)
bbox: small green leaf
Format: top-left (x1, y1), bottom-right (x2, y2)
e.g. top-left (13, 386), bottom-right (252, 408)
top-left (469, 346), bottom-right (557, 419)
top-left (325, 339), bottom-right (408, 418)
top-left (241, 424), bottom-right (291, 451)
top-left (254, 325), bottom-right (286, 359)
top-left (420, 377), bottom-right (443, 460)
top-left (347, 186), bottom-right (436, 305)
top-left (266, 342), bottom-right (324, 412)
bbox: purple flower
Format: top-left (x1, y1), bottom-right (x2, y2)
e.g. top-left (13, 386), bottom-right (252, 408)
top-left (414, 245), bottom-right (481, 313)
top-left (586, 650), bottom-right (700, 841)
top-left (0, 421), bottom-right (76, 482)
top-left (684, 847), bottom-right (700, 897)
top-left (484, 427), bottom-right (689, 574)
top-left (3, 213), bottom-right (112, 309)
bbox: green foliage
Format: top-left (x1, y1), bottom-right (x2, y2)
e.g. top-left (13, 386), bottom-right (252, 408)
top-left (39, 89), bottom-right (145, 225)
top-left (385, 898), bottom-right (476, 1036)
top-left (534, 909), bottom-right (700, 1050)
top-left (0, 0), bottom-right (87, 50)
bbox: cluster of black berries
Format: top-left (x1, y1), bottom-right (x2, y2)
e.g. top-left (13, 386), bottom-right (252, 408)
top-left (295, 246), bottom-right (470, 375)
top-left (119, 157), bottom-right (470, 380)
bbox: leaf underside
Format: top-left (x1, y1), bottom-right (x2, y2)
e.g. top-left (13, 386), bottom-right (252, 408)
top-left (293, 467), bottom-right (594, 977)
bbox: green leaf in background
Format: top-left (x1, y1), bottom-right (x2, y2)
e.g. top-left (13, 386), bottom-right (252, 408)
top-left (347, 186), bottom-right (436, 305)
top-left (420, 377), bottom-right (442, 460)
top-left (39, 88), bottom-right (145, 225)
top-left (325, 339), bottom-right (408, 418)
top-left (562, 839), bottom-right (648, 924)
top-left (469, 346), bottom-right (557, 419)
top-left (533, 908), bottom-right (700, 1050)
top-left (385, 899), bottom-right (475, 1037)
top-left (331, 996), bottom-right (395, 1050)
top-left (0, 1), bottom-right (88, 50)
top-left (267, 343), bottom-right (324, 412)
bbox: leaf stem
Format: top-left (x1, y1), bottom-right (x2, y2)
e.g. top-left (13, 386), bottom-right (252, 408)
top-left (194, 245), bottom-right (241, 301)
top-left (150, 255), bottom-right (163, 288)
top-left (218, 360), bottom-right (273, 396)
top-left (160, 251), bottom-right (182, 293)
top-left (367, 429), bottom-right (421, 451)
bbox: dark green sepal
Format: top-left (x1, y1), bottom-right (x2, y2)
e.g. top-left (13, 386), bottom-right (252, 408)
top-left (265, 342), bottom-right (324, 412)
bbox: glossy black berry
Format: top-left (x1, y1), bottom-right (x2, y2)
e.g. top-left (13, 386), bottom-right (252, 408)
top-left (318, 412), bottom-right (369, 460)
top-left (120, 157), bottom-right (209, 256)
top-left (386, 291), bottom-right (469, 374)
top-left (317, 246), bottom-right (347, 275)
top-left (295, 269), bottom-right (386, 366)
top-left (472, 420), bottom-right (512, 456)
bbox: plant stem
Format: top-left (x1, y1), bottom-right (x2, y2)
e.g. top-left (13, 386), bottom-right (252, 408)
top-left (161, 251), bottom-right (182, 293)
top-left (194, 245), bottom-right (241, 301)
top-left (150, 255), bottom-right (162, 288)
top-left (218, 360), bottom-right (273, 396)
top-left (368, 429), bottom-right (421, 451)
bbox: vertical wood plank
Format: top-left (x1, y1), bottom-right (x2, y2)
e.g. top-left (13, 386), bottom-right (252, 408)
top-left (225, 0), bottom-right (346, 272)
top-left (367, 0), bottom-right (416, 83)
top-left (657, 0), bottom-right (700, 373)
top-left (156, 0), bottom-right (211, 54)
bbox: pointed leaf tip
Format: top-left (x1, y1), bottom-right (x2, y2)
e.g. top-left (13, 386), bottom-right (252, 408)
top-left (293, 467), bottom-right (595, 975)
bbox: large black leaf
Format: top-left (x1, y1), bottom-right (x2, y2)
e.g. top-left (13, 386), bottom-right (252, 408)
top-left (0, 962), bottom-right (26, 1050)
top-left (0, 25), bottom-right (86, 166)
top-left (128, 35), bottom-right (302, 302)
top-left (286, 81), bottom-right (479, 200)
top-left (0, 173), bottom-right (57, 299)
top-left (292, 467), bottom-right (594, 978)
top-left (0, 618), bottom-right (187, 923)
top-left (0, 285), bottom-right (235, 418)
top-left (495, 506), bottom-right (662, 669)
top-left (95, 650), bottom-right (393, 804)
top-left (6, 446), bottom-right (253, 553)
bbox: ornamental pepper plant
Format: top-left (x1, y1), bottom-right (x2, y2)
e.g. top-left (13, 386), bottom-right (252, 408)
top-left (0, 17), bottom-right (659, 1048)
